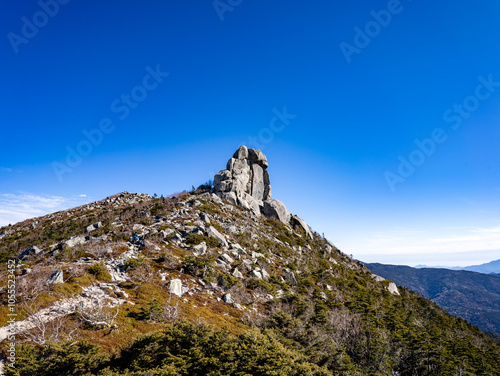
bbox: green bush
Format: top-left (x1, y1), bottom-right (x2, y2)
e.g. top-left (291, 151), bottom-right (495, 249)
top-left (88, 261), bottom-right (111, 282)
top-left (185, 233), bottom-right (219, 248)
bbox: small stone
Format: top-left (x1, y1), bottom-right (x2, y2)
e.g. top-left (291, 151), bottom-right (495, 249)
top-left (200, 213), bottom-right (211, 223)
top-left (169, 279), bottom-right (183, 297)
top-left (252, 251), bottom-right (264, 259)
top-left (287, 272), bottom-right (297, 285)
top-left (261, 269), bottom-right (270, 280)
top-left (223, 293), bottom-right (234, 303)
top-left (232, 268), bottom-right (244, 279)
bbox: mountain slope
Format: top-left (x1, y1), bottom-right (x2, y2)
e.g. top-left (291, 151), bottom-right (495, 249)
top-left (1, 147), bottom-right (500, 376)
top-left (365, 263), bottom-right (500, 336)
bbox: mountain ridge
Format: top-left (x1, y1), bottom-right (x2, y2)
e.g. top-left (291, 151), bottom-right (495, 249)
top-left (1, 146), bottom-right (500, 375)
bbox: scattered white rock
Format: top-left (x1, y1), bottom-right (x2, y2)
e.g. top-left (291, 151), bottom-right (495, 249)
top-left (387, 282), bottom-right (400, 295)
top-left (170, 279), bottom-right (183, 297)
top-left (220, 253), bottom-right (234, 265)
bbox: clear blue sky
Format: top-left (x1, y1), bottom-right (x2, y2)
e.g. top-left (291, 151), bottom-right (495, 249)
top-left (1, 0), bottom-right (500, 266)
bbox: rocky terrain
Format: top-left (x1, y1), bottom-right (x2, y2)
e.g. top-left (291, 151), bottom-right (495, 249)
top-left (1, 147), bottom-right (500, 375)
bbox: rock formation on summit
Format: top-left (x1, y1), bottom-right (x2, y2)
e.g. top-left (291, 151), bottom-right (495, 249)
top-left (213, 146), bottom-right (312, 237)
top-left (213, 145), bottom-right (271, 215)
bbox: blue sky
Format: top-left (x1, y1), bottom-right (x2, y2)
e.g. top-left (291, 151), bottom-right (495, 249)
top-left (1, 0), bottom-right (500, 266)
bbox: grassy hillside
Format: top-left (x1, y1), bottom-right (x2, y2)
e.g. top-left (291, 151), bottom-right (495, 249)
top-left (1, 191), bottom-right (500, 375)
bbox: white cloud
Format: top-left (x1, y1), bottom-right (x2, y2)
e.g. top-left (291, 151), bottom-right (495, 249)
top-left (0, 192), bottom-right (91, 226)
top-left (349, 224), bottom-right (500, 267)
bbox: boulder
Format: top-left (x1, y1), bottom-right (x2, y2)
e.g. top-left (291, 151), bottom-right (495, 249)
top-left (85, 221), bottom-right (102, 233)
top-left (63, 235), bottom-right (86, 249)
top-left (232, 268), bottom-right (244, 279)
top-left (237, 193), bottom-right (261, 216)
top-left (287, 272), bottom-right (297, 285)
top-left (251, 270), bottom-right (263, 279)
top-left (261, 269), bottom-right (270, 280)
top-left (291, 215), bottom-right (313, 239)
top-left (371, 274), bottom-right (385, 283)
top-left (18, 245), bottom-right (42, 260)
top-left (47, 269), bottom-right (64, 284)
top-left (160, 228), bottom-right (175, 238)
top-left (262, 199), bottom-right (291, 224)
top-left (200, 212), bottom-right (211, 223)
top-left (192, 241), bottom-right (207, 256)
top-left (223, 293), bottom-right (234, 304)
top-left (387, 282), bottom-right (400, 295)
top-left (206, 226), bottom-right (228, 247)
top-left (220, 253), bottom-right (234, 265)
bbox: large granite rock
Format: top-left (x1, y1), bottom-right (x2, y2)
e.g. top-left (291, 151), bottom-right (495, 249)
top-left (213, 145), bottom-right (271, 207)
top-left (213, 146), bottom-right (306, 232)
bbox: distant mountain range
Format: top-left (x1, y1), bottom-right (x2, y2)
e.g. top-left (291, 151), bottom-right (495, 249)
top-left (364, 263), bottom-right (500, 337)
top-left (415, 259), bottom-right (500, 274)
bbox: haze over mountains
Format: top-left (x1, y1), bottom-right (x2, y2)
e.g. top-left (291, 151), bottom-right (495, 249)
top-left (415, 259), bottom-right (500, 275)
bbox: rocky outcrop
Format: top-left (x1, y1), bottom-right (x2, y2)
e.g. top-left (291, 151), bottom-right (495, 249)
top-left (213, 146), bottom-right (272, 216)
top-left (212, 146), bottom-right (316, 243)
